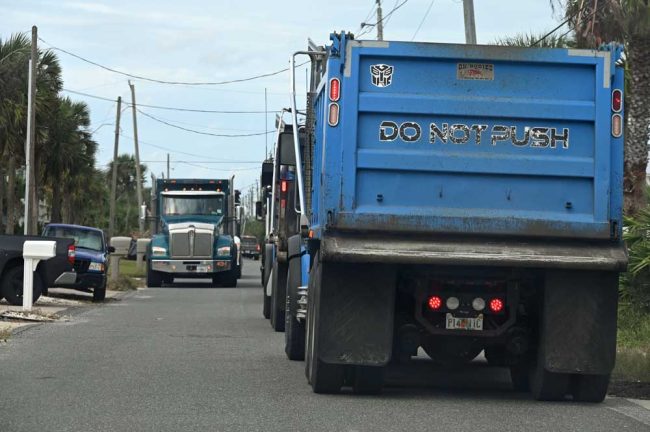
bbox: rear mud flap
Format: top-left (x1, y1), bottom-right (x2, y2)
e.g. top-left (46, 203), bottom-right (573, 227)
top-left (317, 259), bottom-right (396, 366)
top-left (542, 270), bottom-right (618, 375)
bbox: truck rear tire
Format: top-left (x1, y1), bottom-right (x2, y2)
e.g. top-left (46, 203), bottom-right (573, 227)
top-left (285, 235), bottom-right (305, 360)
top-left (263, 292), bottom-right (271, 319)
top-left (305, 253), bottom-right (344, 393)
top-left (146, 262), bottom-right (163, 288)
top-left (530, 350), bottom-right (570, 401)
top-left (93, 278), bottom-right (107, 302)
top-left (1, 265), bottom-right (43, 306)
top-left (353, 366), bottom-right (383, 394)
top-left (270, 260), bottom-right (287, 332)
top-left (570, 374), bottom-right (610, 403)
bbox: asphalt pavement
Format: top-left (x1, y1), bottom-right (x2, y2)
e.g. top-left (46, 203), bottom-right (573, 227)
top-left (1, 259), bottom-right (650, 431)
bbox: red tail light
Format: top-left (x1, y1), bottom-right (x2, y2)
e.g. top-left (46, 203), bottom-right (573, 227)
top-left (427, 295), bottom-right (443, 311)
top-left (612, 89), bottom-right (622, 113)
top-left (281, 180), bottom-right (287, 194)
top-left (256, 244), bottom-right (260, 252)
top-left (329, 78), bottom-right (340, 102)
top-left (489, 298), bottom-right (504, 313)
top-left (68, 244), bottom-right (76, 265)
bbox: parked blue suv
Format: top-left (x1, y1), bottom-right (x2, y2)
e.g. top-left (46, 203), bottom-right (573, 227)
top-left (43, 224), bottom-right (113, 302)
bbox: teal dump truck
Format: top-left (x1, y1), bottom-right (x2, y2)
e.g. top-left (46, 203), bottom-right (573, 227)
top-left (145, 178), bottom-right (240, 287)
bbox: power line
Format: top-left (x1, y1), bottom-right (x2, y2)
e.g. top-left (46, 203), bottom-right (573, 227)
top-left (40, 37), bottom-right (309, 86)
top-left (358, 0), bottom-right (409, 38)
top-left (411, 0), bottom-right (436, 41)
top-left (119, 133), bottom-right (260, 161)
top-left (531, 0), bottom-right (595, 46)
top-left (136, 108), bottom-right (273, 137)
top-left (62, 88), bottom-right (269, 114)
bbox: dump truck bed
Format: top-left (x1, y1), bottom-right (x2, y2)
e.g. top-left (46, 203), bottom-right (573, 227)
top-left (314, 38), bottom-right (624, 241)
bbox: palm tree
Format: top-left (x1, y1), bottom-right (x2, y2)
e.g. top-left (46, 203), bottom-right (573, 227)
top-left (0, 33), bottom-right (62, 233)
top-left (551, 0), bottom-right (650, 215)
top-left (494, 32), bottom-right (575, 48)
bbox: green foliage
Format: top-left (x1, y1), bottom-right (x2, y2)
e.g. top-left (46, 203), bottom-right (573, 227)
top-left (494, 32), bottom-right (575, 48)
top-left (243, 218), bottom-right (266, 244)
top-left (620, 205), bottom-right (650, 309)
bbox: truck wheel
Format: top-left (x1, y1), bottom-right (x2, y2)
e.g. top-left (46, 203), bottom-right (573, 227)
top-left (571, 374), bottom-right (610, 403)
top-left (93, 278), bottom-right (107, 302)
top-left (222, 270), bottom-right (238, 288)
top-left (1, 265), bottom-right (43, 306)
top-left (530, 352), bottom-right (570, 401)
top-left (285, 235), bottom-right (305, 360)
top-left (270, 260), bottom-right (287, 332)
top-left (305, 253), bottom-right (344, 393)
top-left (146, 262), bottom-right (163, 288)
top-left (263, 292), bottom-right (271, 319)
top-left (353, 366), bottom-right (384, 394)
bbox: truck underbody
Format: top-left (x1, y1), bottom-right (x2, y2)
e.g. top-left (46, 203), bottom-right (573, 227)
top-left (304, 233), bottom-right (625, 401)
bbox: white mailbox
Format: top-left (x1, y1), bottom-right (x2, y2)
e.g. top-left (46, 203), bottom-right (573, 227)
top-left (136, 238), bottom-right (151, 254)
top-left (22, 240), bottom-right (57, 312)
top-left (23, 240), bottom-right (56, 262)
top-left (110, 237), bottom-right (131, 256)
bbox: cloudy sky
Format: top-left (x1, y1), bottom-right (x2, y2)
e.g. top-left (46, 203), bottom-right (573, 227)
top-left (1, 0), bottom-right (561, 195)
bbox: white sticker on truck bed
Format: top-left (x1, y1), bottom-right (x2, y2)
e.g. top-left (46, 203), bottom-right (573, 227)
top-left (457, 63), bottom-right (494, 80)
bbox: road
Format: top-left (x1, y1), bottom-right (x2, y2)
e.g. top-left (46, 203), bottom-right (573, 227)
top-left (1, 259), bottom-right (649, 432)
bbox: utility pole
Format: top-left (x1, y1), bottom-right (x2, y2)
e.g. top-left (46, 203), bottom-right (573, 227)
top-left (376, 0), bottom-right (384, 41)
top-left (166, 153), bottom-right (170, 178)
top-left (463, 0), bottom-right (477, 44)
top-left (108, 96), bottom-right (122, 240)
top-left (128, 80), bottom-right (144, 233)
top-left (24, 26), bottom-right (38, 235)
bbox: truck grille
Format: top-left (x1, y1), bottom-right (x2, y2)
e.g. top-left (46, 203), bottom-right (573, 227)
top-left (169, 225), bottom-right (214, 259)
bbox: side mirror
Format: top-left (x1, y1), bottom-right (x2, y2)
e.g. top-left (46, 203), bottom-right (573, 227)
top-left (255, 201), bottom-right (263, 219)
top-left (107, 246), bottom-right (116, 254)
top-left (139, 204), bottom-right (147, 221)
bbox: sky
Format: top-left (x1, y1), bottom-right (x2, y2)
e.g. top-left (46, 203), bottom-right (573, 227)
top-left (1, 0), bottom-right (562, 197)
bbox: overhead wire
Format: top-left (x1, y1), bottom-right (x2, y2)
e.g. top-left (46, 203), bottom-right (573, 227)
top-left (40, 37), bottom-right (309, 86)
top-left (62, 88), bottom-right (271, 114)
top-left (531, 0), bottom-right (596, 46)
top-left (411, 0), bottom-right (436, 41)
top-left (136, 108), bottom-right (273, 137)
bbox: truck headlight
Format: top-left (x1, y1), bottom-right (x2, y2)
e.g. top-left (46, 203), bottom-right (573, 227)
top-left (88, 262), bottom-right (104, 272)
top-left (217, 246), bottom-right (231, 256)
top-left (151, 246), bottom-right (167, 257)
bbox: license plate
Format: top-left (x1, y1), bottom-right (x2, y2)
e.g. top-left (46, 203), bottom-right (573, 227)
top-left (196, 266), bottom-right (208, 272)
top-left (446, 313), bottom-right (483, 331)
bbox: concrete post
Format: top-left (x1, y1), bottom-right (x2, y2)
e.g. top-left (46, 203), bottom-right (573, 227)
top-left (136, 238), bottom-right (151, 271)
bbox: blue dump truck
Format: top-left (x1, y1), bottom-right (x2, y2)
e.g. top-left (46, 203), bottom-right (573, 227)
top-left (146, 178), bottom-right (240, 288)
top-left (282, 33), bottom-right (627, 402)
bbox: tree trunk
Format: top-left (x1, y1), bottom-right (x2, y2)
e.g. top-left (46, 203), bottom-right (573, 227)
top-left (623, 35), bottom-right (650, 216)
top-left (50, 182), bottom-right (62, 223)
top-left (0, 160), bottom-right (5, 234)
top-left (5, 156), bottom-right (16, 234)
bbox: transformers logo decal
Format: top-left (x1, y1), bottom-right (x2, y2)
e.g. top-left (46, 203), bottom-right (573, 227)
top-left (370, 64), bottom-right (394, 88)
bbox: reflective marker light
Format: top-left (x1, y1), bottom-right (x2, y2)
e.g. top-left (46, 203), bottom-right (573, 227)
top-left (281, 180), bottom-right (288, 193)
top-left (612, 89), bottom-right (623, 113)
top-left (446, 296), bottom-right (460, 310)
top-left (489, 298), bottom-right (504, 313)
top-left (329, 78), bottom-right (341, 102)
top-left (612, 114), bottom-right (623, 138)
top-left (472, 297), bottom-right (485, 311)
top-left (427, 295), bottom-right (443, 311)
top-left (328, 103), bottom-right (339, 127)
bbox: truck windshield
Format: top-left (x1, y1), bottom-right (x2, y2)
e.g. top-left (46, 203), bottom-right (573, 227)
top-left (44, 226), bottom-right (104, 252)
top-left (162, 195), bottom-right (225, 216)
